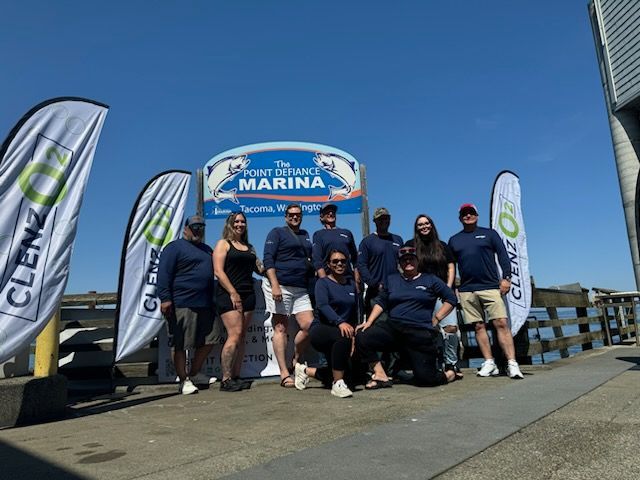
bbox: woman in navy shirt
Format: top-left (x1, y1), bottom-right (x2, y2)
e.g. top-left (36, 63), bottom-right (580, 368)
top-left (294, 249), bottom-right (358, 398)
top-left (355, 245), bottom-right (458, 388)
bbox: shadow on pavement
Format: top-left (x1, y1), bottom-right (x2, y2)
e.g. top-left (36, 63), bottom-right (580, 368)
top-left (616, 356), bottom-right (640, 370)
top-left (67, 391), bottom-right (178, 417)
top-left (0, 439), bottom-right (88, 480)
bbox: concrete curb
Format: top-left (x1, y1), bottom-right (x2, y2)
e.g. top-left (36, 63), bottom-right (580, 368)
top-left (0, 375), bottom-right (67, 428)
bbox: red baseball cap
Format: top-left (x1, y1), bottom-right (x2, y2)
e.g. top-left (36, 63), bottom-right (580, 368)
top-left (458, 203), bottom-right (478, 216)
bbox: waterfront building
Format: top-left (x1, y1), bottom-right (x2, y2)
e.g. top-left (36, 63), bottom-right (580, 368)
top-left (590, 0), bottom-right (640, 288)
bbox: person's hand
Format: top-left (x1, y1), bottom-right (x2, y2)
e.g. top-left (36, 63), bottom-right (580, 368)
top-left (355, 320), bottom-right (372, 333)
top-left (338, 322), bottom-right (355, 338)
top-left (499, 279), bottom-right (511, 296)
top-left (272, 285), bottom-right (283, 302)
top-left (160, 301), bottom-right (173, 317)
top-left (230, 292), bottom-right (243, 312)
top-left (432, 316), bottom-right (440, 327)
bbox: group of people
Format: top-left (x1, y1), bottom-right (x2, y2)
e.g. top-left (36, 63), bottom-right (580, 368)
top-left (156, 201), bottom-right (524, 397)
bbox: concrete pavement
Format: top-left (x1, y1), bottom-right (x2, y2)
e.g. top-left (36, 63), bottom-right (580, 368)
top-left (0, 345), bottom-right (638, 479)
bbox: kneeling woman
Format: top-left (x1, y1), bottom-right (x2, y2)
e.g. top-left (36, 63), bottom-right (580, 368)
top-left (294, 250), bottom-right (357, 398)
top-left (355, 245), bottom-right (457, 388)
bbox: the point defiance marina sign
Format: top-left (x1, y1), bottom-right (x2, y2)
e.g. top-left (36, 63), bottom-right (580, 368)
top-left (202, 141), bottom-right (362, 219)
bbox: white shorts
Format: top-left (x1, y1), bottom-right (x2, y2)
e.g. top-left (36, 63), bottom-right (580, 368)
top-left (262, 278), bottom-right (313, 316)
top-left (435, 299), bottom-right (458, 328)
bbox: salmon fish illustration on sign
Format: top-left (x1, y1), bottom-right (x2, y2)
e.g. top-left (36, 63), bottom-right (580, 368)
top-left (206, 155), bottom-right (251, 204)
top-left (313, 152), bottom-right (357, 200)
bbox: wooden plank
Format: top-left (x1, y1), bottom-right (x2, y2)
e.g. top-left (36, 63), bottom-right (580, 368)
top-left (548, 307), bottom-right (569, 358)
top-left (61, 292), bottom-right (117, 307)
top-left (577, 306), bottom-right (592, 351)
top-left (527, 316), bottom-right (603, 328)
top-left (58, 348), bottom-right (156, 368)
top-left (526, 331), bottom-right (605, 356)
top-left (532, 288), bottom-right (590, 308)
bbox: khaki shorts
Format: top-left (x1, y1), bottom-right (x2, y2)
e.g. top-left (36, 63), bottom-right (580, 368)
top-left (458, 289), bottom-right (507, 323)
top-left (166, 307), bottom-right (216, 350)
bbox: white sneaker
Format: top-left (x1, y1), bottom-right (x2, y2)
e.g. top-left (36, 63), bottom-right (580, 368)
top-left (180, 379), bottom-right (198, 395)
top-left (331, 379), bottom-right (353, 398)
top-left (294, 362), bottom-right (309, 390)
top-left (477, 359), bottom-right (499, 377)
top-left (190, 372), bottom-right (218, 385)
top-left (507, 360), bottom-right (524, 379)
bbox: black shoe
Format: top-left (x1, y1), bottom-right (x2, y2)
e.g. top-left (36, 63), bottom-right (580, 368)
top-left (219, 378), bottom-right (243, 392)
top-left (233, 377), bottom-right (253, 390)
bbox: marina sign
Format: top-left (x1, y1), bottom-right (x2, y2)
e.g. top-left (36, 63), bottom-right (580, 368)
top-left (202, 141), bottom-right (362, 218)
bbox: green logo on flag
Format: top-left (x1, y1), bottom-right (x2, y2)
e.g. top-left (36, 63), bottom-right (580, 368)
top-left (143, 207), bottom-right (174, 247)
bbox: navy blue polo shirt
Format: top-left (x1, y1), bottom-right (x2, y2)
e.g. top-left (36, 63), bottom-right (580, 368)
top-left (357, 232), bottom-right (403, 288)
top-left (312, 227), bottom-right (358, 271)
top-left (263, 226), bottom-right (312, 288)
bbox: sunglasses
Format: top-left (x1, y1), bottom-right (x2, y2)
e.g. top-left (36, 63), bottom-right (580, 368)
top-left (398, 247), bottom-right (416, 257)
top-left (286, 212), bottom-right (302, 218)
top-left (460, 211), bottom-right (477, 217)
top-left (329, 258), bottom-right (347, 265)
top-left (189, 224), bottom-right (205, 231)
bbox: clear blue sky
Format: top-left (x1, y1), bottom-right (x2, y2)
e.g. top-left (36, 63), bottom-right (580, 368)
top-left (1, 1), bottom-right (632, 293)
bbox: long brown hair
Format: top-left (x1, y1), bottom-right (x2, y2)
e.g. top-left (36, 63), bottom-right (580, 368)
top-left (413, 214), bottom-right (447, 282)
top-left (222, 211), bottom-right (249, 245)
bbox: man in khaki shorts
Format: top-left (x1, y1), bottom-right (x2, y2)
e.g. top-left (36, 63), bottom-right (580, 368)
top-left (448, 203), bottom-right (524, 379)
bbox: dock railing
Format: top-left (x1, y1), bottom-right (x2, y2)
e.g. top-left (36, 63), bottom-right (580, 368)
top-left (25, 281), bottom-right (640, 392)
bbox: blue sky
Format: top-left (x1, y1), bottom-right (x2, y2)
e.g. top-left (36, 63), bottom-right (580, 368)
top-left (0, 1), bottom-right (632, 293)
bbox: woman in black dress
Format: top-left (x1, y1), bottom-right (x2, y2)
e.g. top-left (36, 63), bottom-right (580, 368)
top-left (213, 212), bottom-right (263, 392)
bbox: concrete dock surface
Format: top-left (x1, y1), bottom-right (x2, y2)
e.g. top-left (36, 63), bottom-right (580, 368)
top-left (0, 345), bottom-right (638, 480)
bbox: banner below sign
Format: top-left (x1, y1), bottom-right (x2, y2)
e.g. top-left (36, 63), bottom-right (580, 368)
top-left (114, 170), bottom-right (191, 362)
top-left (490, 170), bottom-right (532, 336)
top-left (202, 141), bottom-right (362, 218)
top-left (0, 97), bottom-right (108, 364)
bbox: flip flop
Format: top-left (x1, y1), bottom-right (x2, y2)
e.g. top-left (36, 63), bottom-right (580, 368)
top-left (365, 378), bottom-right (393, 390)
top-left (280, 375), bottom-right (295, 388)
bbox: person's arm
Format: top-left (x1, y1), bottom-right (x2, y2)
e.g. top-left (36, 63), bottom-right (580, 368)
top-left (356, 303), bottom-right (384, 333)
top-left (157, 243), bottom-right (177, 317)
top-left (213, 240), bottom-right (242, 311)
top-left (312, 232), bottom-right (327, 278)
top-left (432, 278), bottom-right (458, 326)
top-left (492, 230), bottom-right (512, 295)
top-left (315, 280), bottom-right (345, 325)
top-left (263, 229), bottom-right (283, 301)
top-left (356, 237), bottom-right (373, 286)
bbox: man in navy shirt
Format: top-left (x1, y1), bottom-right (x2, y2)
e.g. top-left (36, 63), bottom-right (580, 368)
top-left (262, 204), bottom-right (314, 387)
top-left (448, 203), bottom-right (524, 379)
top-left (312, 203), bottom-right (359, 282)
top-left (357, 207), bottom-right (403, 317)
top-left (157, 215), bottom-right (217, 394)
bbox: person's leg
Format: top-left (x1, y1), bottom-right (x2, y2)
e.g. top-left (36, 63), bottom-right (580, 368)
top-left (404, 328), bottom-right (452, 386)
top-left (355, 322), bottom-right (396, 387)
top-left (292, 309), bottom-right (314, 367)
top-left (474, 322), bottom-right (493, 359)
top-left (231, 310), bottom-right (253, 378)
top-left (493, 317), bottom-right (516, 360)
top-left (308, 324), bottom-right (339, 386)
top-left (190, 344), bottom-right (214, 376)
top-left (219, 309), bottom-right (244, 381)
top-left (173, 350), bottom-right (187, 382)
top-left (271, 313), bottom-right (291, 383)
top-left (189, 308), bottom-right (216, 376)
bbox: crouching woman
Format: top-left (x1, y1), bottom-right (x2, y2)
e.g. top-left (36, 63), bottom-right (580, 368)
top-left (355, 245), bottom-right (457, 388)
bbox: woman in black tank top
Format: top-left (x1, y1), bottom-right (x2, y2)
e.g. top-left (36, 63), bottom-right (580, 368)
top-left (213, 212), bottom-right (264, 392)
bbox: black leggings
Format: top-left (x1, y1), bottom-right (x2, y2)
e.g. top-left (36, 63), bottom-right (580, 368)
top-left (355, 320), bottom-right (446, 387)
top-left (309, 323), bottom-right (353, 385)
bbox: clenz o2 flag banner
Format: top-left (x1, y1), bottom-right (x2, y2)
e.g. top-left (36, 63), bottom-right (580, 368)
top-left (202, 141), bottom-right (362, 218)
top-left (490, 170), bottom-right (532, 335)
top-left (0, 97), bottom-right (109, 363)
top-left (113, 170), bottom-right (191, 362)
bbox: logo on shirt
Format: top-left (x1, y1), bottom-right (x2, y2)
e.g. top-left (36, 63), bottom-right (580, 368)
top-left (340, 233), bottom-right (348, 238)
top-left (392, 242), bottom-right (400, 247)
top-left (415, 286), bottom-right (427, 291)
top-left (349, 292), bottom-right (355, 296)
top-left (475, 235), bottom-right (486, 239)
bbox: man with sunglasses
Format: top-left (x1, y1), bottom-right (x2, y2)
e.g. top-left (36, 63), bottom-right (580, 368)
top-left (312, 203), bottom-right (359, 282)
top-left (262, 204), bottom-right (315, 388)
top-left (157, 215), bottom-right (217, 394)
top-left (448, 203), bottom-right (524, 379)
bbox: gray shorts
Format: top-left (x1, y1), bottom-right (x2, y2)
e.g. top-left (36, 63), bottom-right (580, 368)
top-left (166, 307), bottom-right (216, 350)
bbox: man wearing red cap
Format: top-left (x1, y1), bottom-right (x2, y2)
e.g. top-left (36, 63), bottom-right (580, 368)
top-left (448, 204), bottom-right (524, 379)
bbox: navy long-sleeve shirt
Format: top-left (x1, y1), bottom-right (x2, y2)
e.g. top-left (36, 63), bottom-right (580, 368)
top-left (357, 232), bottom-right (403, 288)
top-left (448, 226), bottom-right (512, 292)
top-left (156, 238), bottom-right (215, 308)
top-left (314, 276), bottom-right (358, 327)
top-left (312, 227), bottom-right (358, 271)
top-left (263, 226), bottom-right (312, 288)
top-left (374, 273), bottom-right (457, 330)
